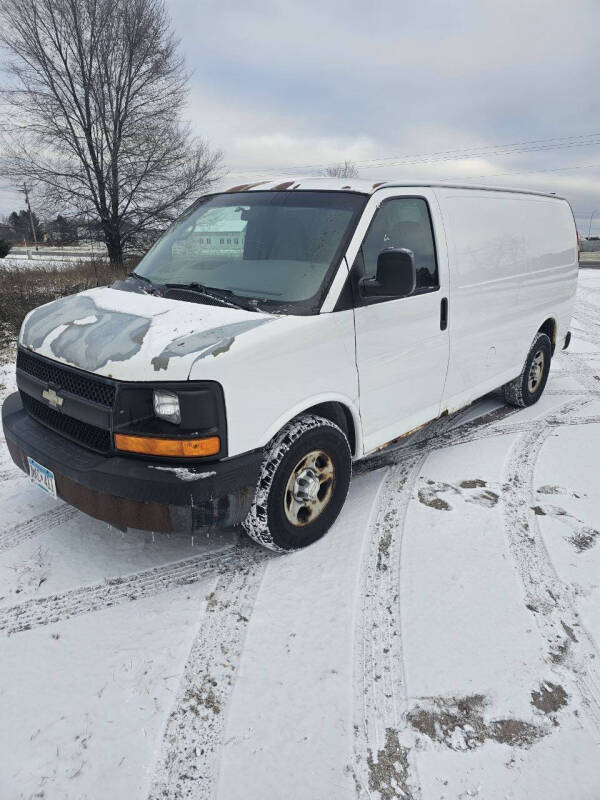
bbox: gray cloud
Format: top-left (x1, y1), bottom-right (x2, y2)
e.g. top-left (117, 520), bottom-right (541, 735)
top-left (168, 0), bottom-right (599, 232)
top-left (2, 0), bottom-right (598, 232)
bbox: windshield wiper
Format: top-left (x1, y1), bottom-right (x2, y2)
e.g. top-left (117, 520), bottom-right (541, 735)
top-left (164, 282), bottom-right (249, 310)
top-left (130, 271), bottom-right (152, 284)
top-left (128, 271), bottom-right (161, 295)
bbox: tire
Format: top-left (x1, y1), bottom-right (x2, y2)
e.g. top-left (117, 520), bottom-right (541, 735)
top-left (503, 332), bottom-right (552, 408)
top-left (242, 414), bottom-right (352, 552)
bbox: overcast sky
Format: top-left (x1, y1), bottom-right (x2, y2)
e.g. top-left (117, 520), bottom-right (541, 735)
top-left (2, 0), bottom-right (599, 233)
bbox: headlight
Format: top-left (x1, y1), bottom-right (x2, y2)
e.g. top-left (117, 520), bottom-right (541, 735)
top-left (153, 389), bottom-right (181, 424)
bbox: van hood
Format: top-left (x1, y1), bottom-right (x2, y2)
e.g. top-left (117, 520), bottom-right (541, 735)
top-left (19, 286), bottom-right (276, 381)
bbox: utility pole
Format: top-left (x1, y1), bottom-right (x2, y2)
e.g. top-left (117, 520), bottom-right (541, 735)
top-left (21, 183), bottom-right (39, 251)
top-left (588, 209), bottom-right (598, 239)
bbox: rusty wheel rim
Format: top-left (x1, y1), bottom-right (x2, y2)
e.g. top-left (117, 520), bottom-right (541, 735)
top-left (284, 449), bottom-right (335, 527)
top-left (528, 349), bottom-right (545, 393)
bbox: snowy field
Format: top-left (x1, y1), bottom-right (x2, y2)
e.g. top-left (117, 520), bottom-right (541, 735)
top-left (2, 248), bottom-right (107, 270)
top-left (0, 272), bottom-right (599, 800)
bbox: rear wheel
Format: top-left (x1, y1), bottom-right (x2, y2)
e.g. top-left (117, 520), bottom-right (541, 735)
top-left (243, 414), bottom-right (351, 552)
top-left (503, 332), bottom-right (552, 408)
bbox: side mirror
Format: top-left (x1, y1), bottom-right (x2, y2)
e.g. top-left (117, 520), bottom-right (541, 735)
top-left (359, 248), bottom-right (416, 298)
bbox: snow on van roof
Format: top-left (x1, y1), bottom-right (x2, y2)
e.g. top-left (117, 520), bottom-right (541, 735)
top-left (220, 176), bottom-right (566, 201)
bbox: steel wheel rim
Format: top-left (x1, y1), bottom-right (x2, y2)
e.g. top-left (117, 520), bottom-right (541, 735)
top-left (528, 349), bottom-right (545, 393)
top-left (284, 449), bottom-right (335, 527)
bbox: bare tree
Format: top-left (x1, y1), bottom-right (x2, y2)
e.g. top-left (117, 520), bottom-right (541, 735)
top-left (0, 0), bottom-right (223, 267)
top-left (322, 160), bottom-right (359, 179)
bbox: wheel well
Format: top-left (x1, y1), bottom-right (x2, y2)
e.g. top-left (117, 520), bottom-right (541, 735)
top-left (538, 318), bottom-right (557, 355)
top-left (305, 401), bottom-right (356, 455)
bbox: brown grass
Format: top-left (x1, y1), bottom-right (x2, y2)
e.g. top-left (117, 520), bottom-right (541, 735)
top-left (0, 259), bottom-right (132, 348)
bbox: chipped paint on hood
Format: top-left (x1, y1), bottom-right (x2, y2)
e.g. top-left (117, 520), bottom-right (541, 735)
top-left (21, 294), bottom-right (152, 372)
top-left (151, 320), bottom-right (272, 371)
top-left (19, 286), bottom-right (276, 381)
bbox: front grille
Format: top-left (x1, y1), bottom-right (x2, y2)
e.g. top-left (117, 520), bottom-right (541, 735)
top-left (17, 350), bottom-right (116, 407)
top-left (22, 393), bottom-right (112, 453)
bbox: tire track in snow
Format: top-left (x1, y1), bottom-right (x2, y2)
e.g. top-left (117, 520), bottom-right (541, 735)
top-left (570, 292), bottom-right (600, 349)
top-left (0, 544), bottom-right (250, 635)
top-left (574, 296), bottom-right (600, 329)
top-left (502, 396), bottom-right (600, 740)
top-left (351, 408), bottom-right (478, 800)
top-left (0, 468), bottom-right (20, 483)
top-left (147, 546), bottom-right (268, 800)
top-left (352, 453), bottom-right (424, 800)
top-left (149, 406), bottom-right (479, 800)
top-left (563, 351), bottom-right (600, 395)
top-left (350, 383), bottom-right (596, 797)
top-left (546, 389), bottom-right (600, 397)
top-left (0, 504), bottom-right (79, 553)
top-left (553, 414), bottom-right (600, 425)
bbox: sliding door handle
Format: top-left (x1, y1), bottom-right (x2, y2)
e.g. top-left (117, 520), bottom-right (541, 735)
top-left (440, 297), bottom-right (448, 331)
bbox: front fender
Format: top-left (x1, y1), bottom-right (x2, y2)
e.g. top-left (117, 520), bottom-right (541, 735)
top-left (189, 310), bottom-right (360, 459)
top-left (257, 392), bottom-right (363, 457)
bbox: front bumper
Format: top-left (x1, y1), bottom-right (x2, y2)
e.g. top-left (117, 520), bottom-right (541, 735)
top-left (2, 392), bottom-right (262, 533)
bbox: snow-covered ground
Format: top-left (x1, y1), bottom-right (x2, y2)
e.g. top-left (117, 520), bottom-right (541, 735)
top-left (1, 272), bottom-right (599, 800)
top-left (2, 257), bottom-right (70, 272)
top-left (1, 246), bottom-right (107, 270)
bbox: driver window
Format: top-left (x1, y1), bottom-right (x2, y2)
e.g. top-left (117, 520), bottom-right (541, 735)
top-left (361, 198), bottom-right (439, 291)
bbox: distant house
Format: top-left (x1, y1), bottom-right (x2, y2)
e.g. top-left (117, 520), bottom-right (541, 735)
top-left (173, 208), bottom-right (246, 258)
top-left (193, 229), bottom-right (245, 251)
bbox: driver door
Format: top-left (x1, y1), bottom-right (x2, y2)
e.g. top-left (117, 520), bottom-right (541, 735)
top-left (351, 189), bottom-right (450, 453)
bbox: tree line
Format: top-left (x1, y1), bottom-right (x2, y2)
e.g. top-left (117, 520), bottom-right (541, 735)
top-left (1, 209), bottom-right (77, 245)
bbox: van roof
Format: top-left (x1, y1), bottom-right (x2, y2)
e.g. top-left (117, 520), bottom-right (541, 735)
top-left (222, 176), bottom-right (566, 201)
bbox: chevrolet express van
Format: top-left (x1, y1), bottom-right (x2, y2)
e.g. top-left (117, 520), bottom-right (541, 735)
top-left (2, 178), bottom-right (578, 551)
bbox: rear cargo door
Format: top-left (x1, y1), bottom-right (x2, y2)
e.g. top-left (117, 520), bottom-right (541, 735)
top-left (350, 189), bottom-right (450, 454)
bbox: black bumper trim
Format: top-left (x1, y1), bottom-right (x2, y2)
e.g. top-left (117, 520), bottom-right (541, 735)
top-left (2, 392), bottom-right (262, 533)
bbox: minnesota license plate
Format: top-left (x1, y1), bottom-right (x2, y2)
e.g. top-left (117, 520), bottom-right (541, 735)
top-left (27, 457), bottom-right (57, 499)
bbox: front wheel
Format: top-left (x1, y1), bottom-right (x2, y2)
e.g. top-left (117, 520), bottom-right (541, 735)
top-left (503, 332), bottom-right (552, 408)
top-left (243, 414), bottom-right (352, 552)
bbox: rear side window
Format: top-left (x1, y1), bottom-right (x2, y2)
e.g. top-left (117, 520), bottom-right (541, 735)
top-left (361, 197), bottom-right (439, 292)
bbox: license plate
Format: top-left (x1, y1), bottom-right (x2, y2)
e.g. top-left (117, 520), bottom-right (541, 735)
top-left (27, 457), bottom-right (57, 499)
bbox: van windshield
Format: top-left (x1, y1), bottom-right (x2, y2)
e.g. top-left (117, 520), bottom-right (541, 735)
top-left (134, 191), bottom-right (366, 313)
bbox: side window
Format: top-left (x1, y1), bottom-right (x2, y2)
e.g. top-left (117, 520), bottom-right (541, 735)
top-left (361, 198), bottom-right (439, 292)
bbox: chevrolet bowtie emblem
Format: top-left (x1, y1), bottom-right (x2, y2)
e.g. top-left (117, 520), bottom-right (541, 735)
top-left (42, 387), bottom-right (64, 409)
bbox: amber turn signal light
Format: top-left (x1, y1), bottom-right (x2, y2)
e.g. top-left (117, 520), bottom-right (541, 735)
top-left (114, 433), bottom-right (220, 458)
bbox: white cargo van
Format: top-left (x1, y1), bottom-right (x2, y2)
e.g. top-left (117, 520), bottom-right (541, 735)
top-left (2, 178), bottom-right (578, 551)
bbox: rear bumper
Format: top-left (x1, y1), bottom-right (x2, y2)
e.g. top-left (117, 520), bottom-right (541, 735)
top-left (2, 392), bottom-right (262, 533)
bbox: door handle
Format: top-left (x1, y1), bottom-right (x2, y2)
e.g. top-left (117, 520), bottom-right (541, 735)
top-left (440, 297), bottom-right (448, 331)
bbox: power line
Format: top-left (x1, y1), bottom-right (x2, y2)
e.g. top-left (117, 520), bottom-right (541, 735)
top-left (219, 160), bottom-right (600, 199)
top-left (363, 139), bottom-right (600, 171)
top-left (444, 161), bottom-right (600, 182)
top-left (228, 131), bottom-right (600, 176)
top-left (354, 132), bottom-right (600, 168)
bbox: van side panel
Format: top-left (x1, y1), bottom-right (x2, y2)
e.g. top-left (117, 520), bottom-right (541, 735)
top-left (435, 189), bottom-right (577, 412)
top-left (513, 198), bottom-right (578, 356)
